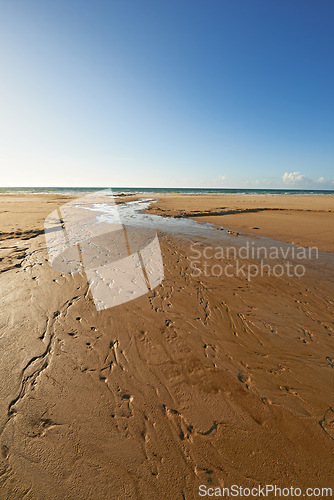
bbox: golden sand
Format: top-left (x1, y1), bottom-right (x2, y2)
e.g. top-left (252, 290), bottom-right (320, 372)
top-left (0, 194), bottom-right (333, 498)
top-left (146, 194), bottom-right (334, 252)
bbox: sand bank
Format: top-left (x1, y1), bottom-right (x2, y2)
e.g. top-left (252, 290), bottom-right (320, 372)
top-left (146, 194), bottom-right (334, 252)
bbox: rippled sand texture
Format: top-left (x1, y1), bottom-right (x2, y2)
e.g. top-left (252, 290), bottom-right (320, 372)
top-left (0, 195), bottom-right (333, 499)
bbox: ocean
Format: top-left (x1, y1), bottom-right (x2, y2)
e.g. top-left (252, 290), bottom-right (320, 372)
top-left (1, 187), bottom-right (334, 196)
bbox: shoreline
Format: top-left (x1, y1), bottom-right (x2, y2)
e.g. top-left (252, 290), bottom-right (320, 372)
top-left (1, 192), bottom-right (333, 252)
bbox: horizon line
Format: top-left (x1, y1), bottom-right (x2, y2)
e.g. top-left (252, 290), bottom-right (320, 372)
top-left (1, 186), bottom-right (334, 192)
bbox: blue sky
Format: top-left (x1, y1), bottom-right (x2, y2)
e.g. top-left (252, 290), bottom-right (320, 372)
top-left (0, 0), bottom-right (333, 188)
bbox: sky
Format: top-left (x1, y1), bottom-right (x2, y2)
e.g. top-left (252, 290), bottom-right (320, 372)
top-left (0, 0), bottom-right (333, 189)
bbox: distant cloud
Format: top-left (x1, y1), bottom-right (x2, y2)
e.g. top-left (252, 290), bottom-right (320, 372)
top-left (211, 172), bottom-right (333, 190)
top-left (283, 171), bottom-right (308, 184)
top-left (316, 176), bottom-right (334, 187)
top-left (283, 171), bottom-right (334, 188)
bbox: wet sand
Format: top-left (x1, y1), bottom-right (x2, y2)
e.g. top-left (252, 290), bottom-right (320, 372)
top-left (0, 194), bottom-right (333, 499)
top-left (146, 194), bottom-right (334, 252)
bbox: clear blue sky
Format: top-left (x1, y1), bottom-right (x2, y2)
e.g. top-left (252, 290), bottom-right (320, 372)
top-left (0, 0), bottom-right (333, 188)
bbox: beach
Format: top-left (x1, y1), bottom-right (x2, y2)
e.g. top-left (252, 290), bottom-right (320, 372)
top-left (0, 193), bottom-right (333, 499)
top-left (146, 193), bottom-right (334, 252)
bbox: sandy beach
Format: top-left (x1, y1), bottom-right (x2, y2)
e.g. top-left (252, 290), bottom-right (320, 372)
top-left (0, 193), bottom-right (333, 499)
top-left (146, 194), bottom-right (334, 252)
